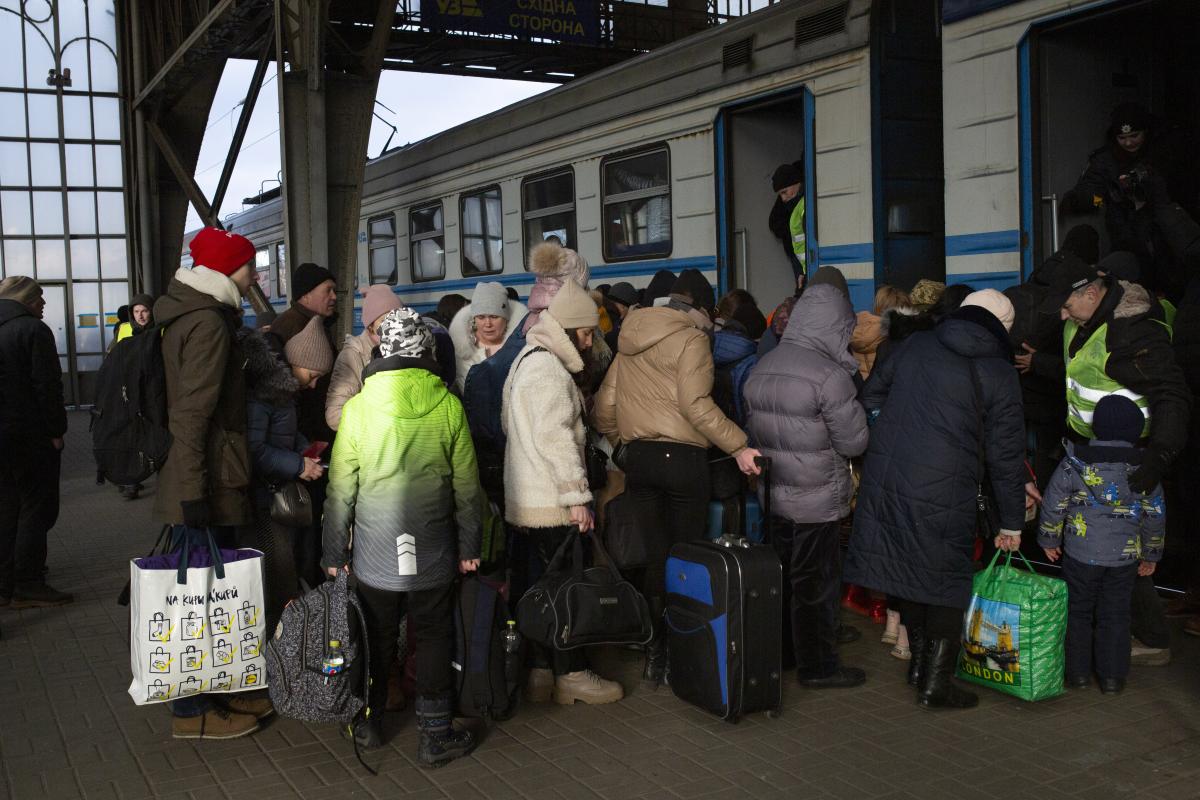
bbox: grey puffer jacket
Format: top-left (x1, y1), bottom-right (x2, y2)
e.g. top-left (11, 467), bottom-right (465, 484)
top-left (744, 284), bottom-right (869, 523)
top-left (1037, 440), bottom-right (1165, 567)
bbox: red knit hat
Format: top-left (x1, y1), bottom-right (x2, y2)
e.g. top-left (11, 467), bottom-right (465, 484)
top-left (189, 227), bottom-right (256, 276)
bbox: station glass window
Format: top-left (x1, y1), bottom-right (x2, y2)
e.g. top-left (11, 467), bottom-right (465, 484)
top-left (461, 186), bottom-right (503, 276)
top-left (368, 213), bottom-right (397, 285)
top-left (254, 247), bottom-right (271, 297)
top-left (522, 169), bottom-right (575, 265)
top-left (410, 203), bottom-right (445, 282)
top-left (602, 147), bottom-right (671, 260)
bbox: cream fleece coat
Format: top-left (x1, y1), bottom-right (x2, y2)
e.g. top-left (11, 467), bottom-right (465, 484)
top-left (448, 300), bottom-right (529, 392)
top-left (501, 312), bottom-right (592, 528)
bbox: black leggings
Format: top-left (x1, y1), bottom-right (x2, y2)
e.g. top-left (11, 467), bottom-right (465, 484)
top-left (898, 599), bottom-right (964, 641)
top-left (356, 581), bottom-right (455, 711)
top-left (624, 440), bottom-right (710, 603)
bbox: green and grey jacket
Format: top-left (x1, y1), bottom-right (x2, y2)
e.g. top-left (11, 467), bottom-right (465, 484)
top-left (1037, 440), bottom-right (1165, 567)
top-left (321, 356), bottom-right (483, 592)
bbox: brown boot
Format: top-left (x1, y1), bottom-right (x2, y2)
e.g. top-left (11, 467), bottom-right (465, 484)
top-left (172, 707), bottom-right (259, 740)
top-left (219, 693), bottom-right (274, 719)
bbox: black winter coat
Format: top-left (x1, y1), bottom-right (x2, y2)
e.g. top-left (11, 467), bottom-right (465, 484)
top-left (239, 330), bottom-right (308, 511)
top-left (0, 299), bottom-right (66, 457)
top-left (1068, 279), bottom-right (1190, 457)
top-left (844, 307), bottom-right (1027, 609)
top-left (1003, 251), bottom-right (1079, 426)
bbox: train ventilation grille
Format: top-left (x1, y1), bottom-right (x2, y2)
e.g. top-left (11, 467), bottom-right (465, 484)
top-left (722, 36), bottom-right (753, 70)
top-left (794, 2), bottom-right (848, 47)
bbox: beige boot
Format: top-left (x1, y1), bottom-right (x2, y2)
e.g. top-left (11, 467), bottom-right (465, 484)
top-left (881, 610), bottom-right (900, 645)
top-left (525, 667), bottom-right (554, 703)
top-left (172, 707), bottom-right (259, 740)
top-left (553, 670), bottom-right (624, 705)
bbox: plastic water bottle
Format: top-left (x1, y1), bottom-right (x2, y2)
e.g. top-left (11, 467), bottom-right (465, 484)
top-left (322, 639), bottom-right (344, 684)
top-left (502, 621), bottom-right (521, 684)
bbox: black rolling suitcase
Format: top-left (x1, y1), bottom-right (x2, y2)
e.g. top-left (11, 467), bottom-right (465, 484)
top-left (664, 457), bottom-right (782, 721)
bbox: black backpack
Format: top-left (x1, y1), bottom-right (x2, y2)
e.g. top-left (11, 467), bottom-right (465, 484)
top-left (462, 315), bottom-right (529, 493)
top-left (90, 323), bottom-right (174, 486)
top-left (453, 575), bottom-right (519, 720)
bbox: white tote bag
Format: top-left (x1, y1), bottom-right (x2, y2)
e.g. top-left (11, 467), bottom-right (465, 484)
top-left (129, 534), bottom-right (267, 705)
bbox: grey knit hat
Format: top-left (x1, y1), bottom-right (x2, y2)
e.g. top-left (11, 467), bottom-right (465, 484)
top-left (378, 306), bottom-right (434, 359)
top-left (471, 282), bottom-right (510, 319)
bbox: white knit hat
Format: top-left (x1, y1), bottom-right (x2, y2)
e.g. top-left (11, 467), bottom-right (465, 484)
top-left (961, 289), bottom-right (1015, 332)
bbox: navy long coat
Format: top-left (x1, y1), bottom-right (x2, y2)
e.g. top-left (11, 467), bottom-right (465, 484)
top-left (844, 307), bottom-right (1027, 609)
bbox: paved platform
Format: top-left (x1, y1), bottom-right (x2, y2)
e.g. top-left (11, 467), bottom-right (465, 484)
top-left (3, 411), bottom-right (1199, 800)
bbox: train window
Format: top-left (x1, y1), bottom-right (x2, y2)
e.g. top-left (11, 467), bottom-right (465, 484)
top-left (602, 147), bottom-right (671, 261)
top-left (275, 242), bottom-right (287, 299)
top-left (522, 169), bottom-right (576, 265)
top-left (368, 213), bottom-right (398, 285)
top-left (410, 202), bottom-right (445, 282)
top-left (254, 247), bottom-right (271, 297)
top-left (461, 186), bottom-right (503, 276)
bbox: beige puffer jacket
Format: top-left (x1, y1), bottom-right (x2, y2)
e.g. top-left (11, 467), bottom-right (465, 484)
top-left (324, 331), bottom-right (374, 431)
top-left (594, 306), bottom-right (747, 455)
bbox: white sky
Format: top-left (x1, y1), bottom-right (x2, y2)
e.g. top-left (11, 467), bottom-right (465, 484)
top-left (186, 60), bottom-right (554, 231)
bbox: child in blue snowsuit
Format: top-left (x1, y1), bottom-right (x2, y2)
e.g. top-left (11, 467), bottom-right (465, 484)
top-left (1037, 394), bottom-right (1165, 695)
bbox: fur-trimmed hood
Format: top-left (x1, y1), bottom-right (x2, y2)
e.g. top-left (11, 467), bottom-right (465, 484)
top-left (448, 299), bottom-right (529, 390)
top-left (238, 328), bottom-right (298, 406)
top-left (880, 306), bottom-right (932, 342)
top-left (1113, 279), bottom-right (1152, 319)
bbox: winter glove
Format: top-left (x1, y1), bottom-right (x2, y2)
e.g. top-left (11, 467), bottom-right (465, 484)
top-left (180, 498), bottom-right (211, 530)
top-left (1129, 447), bottom-right (1172, 495)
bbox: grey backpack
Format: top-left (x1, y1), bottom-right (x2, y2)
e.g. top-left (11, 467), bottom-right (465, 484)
top-left (265, 570), bottom-right (370, 725)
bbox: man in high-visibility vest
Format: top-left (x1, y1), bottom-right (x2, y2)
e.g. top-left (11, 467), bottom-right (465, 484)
top-left (1042, 260), bottom-right (1189, 492)
top-left (768, 162), bottom-right (807, 287)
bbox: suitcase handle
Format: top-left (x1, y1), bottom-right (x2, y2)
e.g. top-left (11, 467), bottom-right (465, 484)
top-left (755, 455), bottom-right (771, 541)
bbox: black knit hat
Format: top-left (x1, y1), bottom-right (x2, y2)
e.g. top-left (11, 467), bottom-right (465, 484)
top-left (670, 269), bottom-right (716, 312)
top-left (292, 262), bottom-right (335, 301)
top-left (642, 269), bottom-right (677, 306)
top-left (771, 163), bottom-right (803, 192)
top-left (1093, 394), bottom-right (1144, 443)
top-left (1109, 102), bottom-right (1151, 137)
top-left (608, 281), bottom-right (639, 308)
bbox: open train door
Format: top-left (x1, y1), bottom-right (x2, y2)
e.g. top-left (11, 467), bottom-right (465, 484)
top-left (1020, 0), bottom-right (1200, 274)
top-left (1019, 0), bottom-right (1200, 590)
top-left (714, 89), bottom-right (815, 310)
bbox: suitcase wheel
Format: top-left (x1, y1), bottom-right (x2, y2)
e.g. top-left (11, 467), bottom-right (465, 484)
top-left (767, 708), bottom-right (781, 719)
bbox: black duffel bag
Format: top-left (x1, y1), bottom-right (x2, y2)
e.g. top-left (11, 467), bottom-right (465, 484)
top-left (517, 531), bottom-right (653, 651)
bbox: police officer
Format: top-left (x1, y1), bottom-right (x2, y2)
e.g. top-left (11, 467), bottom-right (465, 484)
top-left (1042, 261), bottom-right (1189, 483)
top-left (768, 162), bottom-right (807, 287)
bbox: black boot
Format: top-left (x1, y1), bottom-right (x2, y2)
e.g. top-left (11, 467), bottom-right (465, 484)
top-left (416, 693), bottom-right (475, 768)
top-left (906, 626), bottom-right (926, 687)
top-left (917, 639), bottom-right (978, 710)
top-left (643, 600), bottom-right (668, 688)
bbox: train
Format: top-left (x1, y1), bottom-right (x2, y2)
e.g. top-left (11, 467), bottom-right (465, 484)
top-left (188, 0), bottom-right (1197, 332)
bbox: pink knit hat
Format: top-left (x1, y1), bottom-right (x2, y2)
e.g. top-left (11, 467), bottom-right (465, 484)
top-left (362, 284), bottom-right (401, 330)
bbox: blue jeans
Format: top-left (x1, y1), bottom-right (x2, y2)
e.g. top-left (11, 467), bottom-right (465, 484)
top-left (169, 525), bottom-right (237, 718)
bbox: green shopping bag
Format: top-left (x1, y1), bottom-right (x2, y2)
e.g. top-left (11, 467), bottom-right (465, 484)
top-left (956, 550), bottom-right (1067, 702)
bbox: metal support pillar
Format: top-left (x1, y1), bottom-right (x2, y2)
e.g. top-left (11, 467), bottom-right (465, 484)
top-left (277, 0), bottom-right (394, 339)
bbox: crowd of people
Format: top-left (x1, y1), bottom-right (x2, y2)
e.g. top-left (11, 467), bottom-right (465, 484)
top-left (0, 102), bottom-right (1196, 769)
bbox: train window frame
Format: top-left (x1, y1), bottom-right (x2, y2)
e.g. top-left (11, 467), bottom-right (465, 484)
top-left (521, 167), bottom-right (576, 268)
top-left (460, 185), bottom-right (504, 277)
top-left (600, 144), bottom-right (673, 262)
top-left (275, 241), bottom-right (287, 299)
top-left (368, 212), bottom-right (399, 286)
top-left (253, 246), bottom-right (272, 298)
top-left (409, 201), bottom-right (446, 283)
